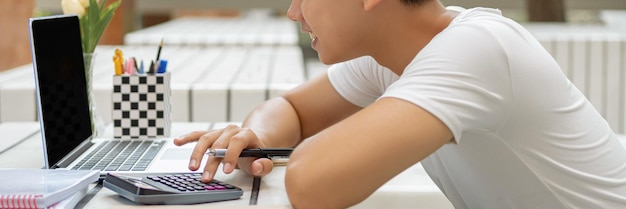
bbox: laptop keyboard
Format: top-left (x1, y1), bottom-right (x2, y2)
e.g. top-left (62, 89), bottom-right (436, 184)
top-left (73, 140), bottom-right (165, 171)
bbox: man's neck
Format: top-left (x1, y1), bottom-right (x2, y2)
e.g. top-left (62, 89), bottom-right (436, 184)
top-left (368, 1), bottom-right (457, 75)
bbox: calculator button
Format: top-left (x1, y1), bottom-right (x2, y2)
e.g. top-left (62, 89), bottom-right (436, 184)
top-left (147, 174), bottom-right (239, 193)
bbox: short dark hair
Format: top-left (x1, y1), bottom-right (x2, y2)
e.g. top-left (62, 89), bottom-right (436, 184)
top-left (400, 0), bottom-right (428, 6)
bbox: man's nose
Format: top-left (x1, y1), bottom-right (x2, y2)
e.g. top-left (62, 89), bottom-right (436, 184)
top-left (287, 1), bottom-right (303, 21)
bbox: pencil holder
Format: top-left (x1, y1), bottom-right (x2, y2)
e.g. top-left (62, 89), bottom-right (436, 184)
top-left (112, 72), bottom-right (171, 139)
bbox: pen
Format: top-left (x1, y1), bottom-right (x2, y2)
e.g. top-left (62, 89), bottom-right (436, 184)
top-left (126, 58), bottom-right (135, 75)
top-left (156, 59), bottom-right (168, 73)
top-left (206, 148), bottom-right (293, 158)
top-left (113, 48), bottom-right (124, 75)
top-left (138, 60), bottom-right (144, 74)
top-left (132, 57), bottom-right (139, 74)
top-left (148, 60), bottom-right (155, 74)
top-left (113, 57), bottom-right (122, 75)
top-left (155, 38), bottom-right (164, 61)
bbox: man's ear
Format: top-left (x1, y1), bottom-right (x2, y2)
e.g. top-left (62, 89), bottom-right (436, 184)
top-left (363, 0), bottom-right (384, 11)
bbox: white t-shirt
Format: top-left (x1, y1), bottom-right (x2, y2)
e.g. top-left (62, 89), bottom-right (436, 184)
top-left (327, 7), bottom-right (626, 209)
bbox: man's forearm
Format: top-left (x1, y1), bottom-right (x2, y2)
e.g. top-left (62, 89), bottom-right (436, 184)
top-left (242, 97), bottom-right (303, 148)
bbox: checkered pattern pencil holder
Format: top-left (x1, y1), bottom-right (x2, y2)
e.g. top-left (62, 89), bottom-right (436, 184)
top-left (112, 72), bottom-right (171, 139)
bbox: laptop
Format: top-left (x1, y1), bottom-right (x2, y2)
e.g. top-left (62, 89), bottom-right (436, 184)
top-left (28, 14), bottom-right (199, 177)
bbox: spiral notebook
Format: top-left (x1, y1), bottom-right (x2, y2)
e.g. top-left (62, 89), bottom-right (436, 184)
top-left (0, 169), bottom-right (99, 209)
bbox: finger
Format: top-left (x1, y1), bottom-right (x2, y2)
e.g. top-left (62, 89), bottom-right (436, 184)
top-left (238, 157), bottom-right (274, 177)
top-left (200, 125), bottom-right (241, 176)
top-left (252, 158), bottom-right (274, 177)
top-left (201, 157), bottom-right (222, 183)
top-left (188, 130), bottom-right (222, 171)
top-left (173, 130), bottom-right (209, 146)
top-left (221, 128), bottom-right (257, 174)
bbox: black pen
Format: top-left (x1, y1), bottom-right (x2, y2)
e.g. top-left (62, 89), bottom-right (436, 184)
top-left (148, 60), bottom-right (155, 74)
top-left (206, 148), bottom-right (293, 158)
top-left (155, 38), bottom-right (164, 61)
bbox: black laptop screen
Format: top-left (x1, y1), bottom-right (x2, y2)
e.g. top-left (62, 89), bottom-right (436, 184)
top-left (30, 15), bottom-right (93, 168)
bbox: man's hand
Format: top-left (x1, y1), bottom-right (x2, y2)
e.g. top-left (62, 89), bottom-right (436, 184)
top-left (173, 124), bottom-right (275, 182)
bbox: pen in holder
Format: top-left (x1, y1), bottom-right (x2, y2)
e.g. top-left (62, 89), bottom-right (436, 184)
top-left (112, 72), bottom-right (171, 139)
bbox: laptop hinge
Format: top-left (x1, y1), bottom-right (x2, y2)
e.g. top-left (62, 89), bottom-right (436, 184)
top-left (54, 137), bottom-right (94, 168)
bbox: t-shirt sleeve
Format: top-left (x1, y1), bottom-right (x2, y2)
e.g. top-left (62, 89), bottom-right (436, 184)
top-left (328, 56), bottom-right (398, 108)
top-left (382, 23), bottom-right (513, 142)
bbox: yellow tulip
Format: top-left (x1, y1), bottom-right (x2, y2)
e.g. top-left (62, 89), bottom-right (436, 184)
top-left (79, 0), bottom-right (90, 8)
top-left (61, 0), bottom-right (86, 17)
top-left (78, 0), bottom-right (100, 8)
top-left (62, 0), bottom-right (122, 53)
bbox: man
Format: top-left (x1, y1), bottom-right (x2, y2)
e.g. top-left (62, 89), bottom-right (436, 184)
top-left (175, 0), bottom-right (626, 208)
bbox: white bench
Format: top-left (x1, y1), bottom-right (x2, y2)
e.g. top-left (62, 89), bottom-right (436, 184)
top-left (0, 45), bottom-right (306, 124)
top-left (525, 23), bottom-right (626, 134)
top-left (4, 21), bottom-right (626, 135)
top-left (123, 17), bottom-right (299, 46)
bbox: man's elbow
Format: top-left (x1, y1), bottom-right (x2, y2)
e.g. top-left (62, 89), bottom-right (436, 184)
top-left (285, 162), bottom-right (335, 208)
top-left (285, 161), bottom-right (361, 209)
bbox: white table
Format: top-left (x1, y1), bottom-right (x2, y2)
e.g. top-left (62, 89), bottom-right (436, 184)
top-left (89, 160), bottom-right (453, 209)
top-left (0, 122), bottom-right (455, 209)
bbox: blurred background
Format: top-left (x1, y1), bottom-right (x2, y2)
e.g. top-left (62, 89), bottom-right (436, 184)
top-left (1, 0), bottom-right (625, 72)
top-left (0, 0), bottom-right (626, 133)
